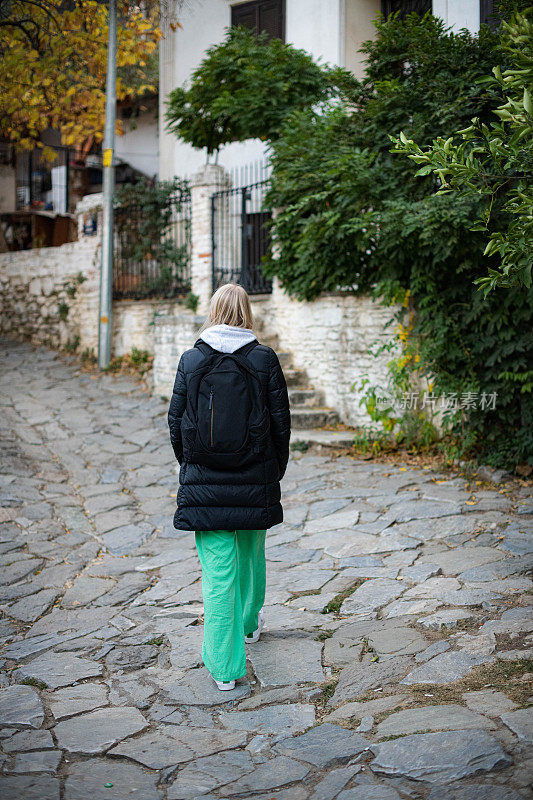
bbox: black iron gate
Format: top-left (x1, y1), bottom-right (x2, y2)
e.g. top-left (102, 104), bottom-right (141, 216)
top-left (113, 187), bottom-right (191, 299)
top-left (211, 179), bottom-right (273, 294)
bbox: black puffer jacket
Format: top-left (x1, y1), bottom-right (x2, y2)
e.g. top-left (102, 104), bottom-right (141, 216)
top-left (168, 339), bottom-right (291, 531)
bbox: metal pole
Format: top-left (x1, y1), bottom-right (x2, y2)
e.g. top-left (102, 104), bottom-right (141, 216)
top-left (240, 187), bottom-right (248, 287)
top-left (211, 194), bottom-right (216, 292)
top-left (98, 0), bottom-right (117, 368)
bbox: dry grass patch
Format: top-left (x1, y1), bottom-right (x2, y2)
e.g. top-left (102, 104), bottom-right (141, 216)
top-left (404, 658), bottom-right (533, 708)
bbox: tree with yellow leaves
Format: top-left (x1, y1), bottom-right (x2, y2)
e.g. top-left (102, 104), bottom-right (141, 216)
top-left (0, 0), bottom-right (160, 160)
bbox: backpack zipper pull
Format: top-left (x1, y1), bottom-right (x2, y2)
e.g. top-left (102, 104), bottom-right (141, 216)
top-left (209, 387), bottom-right (213, 409)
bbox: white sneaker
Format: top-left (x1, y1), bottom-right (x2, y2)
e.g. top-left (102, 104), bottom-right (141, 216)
top-left (213, 678), bottom-right (235, 691)
top-left (245, 609), bottom-right (264, 644)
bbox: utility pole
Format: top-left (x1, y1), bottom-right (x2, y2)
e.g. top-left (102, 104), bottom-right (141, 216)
top-left (98, 0), bottom-right (117, 368)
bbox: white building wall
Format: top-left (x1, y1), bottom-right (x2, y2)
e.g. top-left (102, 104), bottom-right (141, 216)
top-left (160, 0), bottom-right (484, 180)
top-left (116, 103), bottom-right (159, 179)
top-left (286, 0), bottom-right (342, 64)
top-left (344, 0), bottom-right (380, 79)
top-left (432, 0), bottom-right (480, 34)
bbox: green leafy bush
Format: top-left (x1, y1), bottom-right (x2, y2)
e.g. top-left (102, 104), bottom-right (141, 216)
top-left (262, 13), bottom-right (532, 468)
top-left (263, 14), bottom-right (501, 297)
top-left (185, 291), bottom-right (199, 313)
top-left (165, 26), bottom-right (343, 158)
top-left (392, 10), bottom-right (533, 293)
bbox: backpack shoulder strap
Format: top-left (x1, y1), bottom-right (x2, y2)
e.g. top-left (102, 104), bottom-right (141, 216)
top-left (194, 339), bottom-right (215, 357)
top-left (236, 339), bottom-right (259, 358)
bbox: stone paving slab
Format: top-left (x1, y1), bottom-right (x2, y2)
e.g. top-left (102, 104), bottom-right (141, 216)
top-left (273, 723), bottom-right (371, 768)
top-left (247, 634), bottom-right (325, 688)
top-left (167, 750), bottom-right (256, 799)
top-left (427, 786), bottom-right (526, 800)
top-left (217, 703), bottom-right (316, 735)
top-left (223, 755), bottom-right (310, 795)
top-left (0, 340), bottom-right (531, 800)
top-left (0, 685), bottom-right (44, 729)
top-left (338, 788), bottom-right (401, 800)
top-left (108, 727), bottom-right (248, 769)
top-left (1, 729), bottom-right (54, 752)
top-left (53, 706), bottom-right (149, 754)
top-left (14, 653), bottom-right (103, 689)
top-left (332, 656), bottom-right (413, 703)
top-left (309, 765), bottom-right (362, 800)
top-left (64, 759), bottom-right (162, 800)
top-left (47, 683), bottom-right (109, 721)
top-left (400, 652), bottom-right (492, 686)
top-left (0, 774), bottom-right (60, 800)
top-left (163, 668), bottom-right (251, 705)
top-left (500, 709), bottom-right (533, 743)
top-left (371, 730), bottom-right (512, 783)
top-left (11, 749), bottom-right (61, 774)
top-left (375, 704), bottom-right (496, 738)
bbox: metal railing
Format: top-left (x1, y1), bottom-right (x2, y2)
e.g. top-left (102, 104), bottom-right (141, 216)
top-left (113, 188), bottom-right (191, 299)
top-left (211, 178), bottom-right (272, 295)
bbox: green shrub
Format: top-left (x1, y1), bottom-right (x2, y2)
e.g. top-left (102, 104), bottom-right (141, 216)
top-left (262, 13), bottom-right (532, 468)
top-left (185, 291), bottom-right (199, 313)
top-left (392, 10), bottom-right (533, 293)
top-left (165, 26), bottom-right (341, 157)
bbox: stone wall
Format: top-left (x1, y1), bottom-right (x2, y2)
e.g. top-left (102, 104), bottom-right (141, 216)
top-left (263, 280), bottom-right (397, 427)
top-left (152, 282), bottom-right (396, 427)
top-left (1, 168), bottom-right (397, 428)
top-left (0, 222), bottom-right (100, 354)
top-left (0, 195), bottom-right (189, 361)
top-left (153, 311), bottom-right (205, 397)
top-left (112, 300), bottom-right (187, 358)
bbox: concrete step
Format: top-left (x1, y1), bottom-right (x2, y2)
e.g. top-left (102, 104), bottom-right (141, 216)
top-left (290, 428), bottom-right (355, 450)
top-left (284, 368), bottom-right (308, 387)
top-left (289, 387), bottom-right (324, 408)
top-left (290, 407), bottom-right (339, 430)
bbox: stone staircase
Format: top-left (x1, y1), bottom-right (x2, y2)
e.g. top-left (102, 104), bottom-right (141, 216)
top-left (260, 331), bottom-right (355, 450)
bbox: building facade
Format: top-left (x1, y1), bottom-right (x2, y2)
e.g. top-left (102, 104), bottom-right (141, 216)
top-left (159, 0), bottom-right (495, 181)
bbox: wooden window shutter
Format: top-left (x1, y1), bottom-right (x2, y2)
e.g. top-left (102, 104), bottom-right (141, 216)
top-left (231, 1), bottom-right (284, 41)
top-left (232, 3), bottom-right (257, 31)
top-left (258, 1), bottom-right (284, 39)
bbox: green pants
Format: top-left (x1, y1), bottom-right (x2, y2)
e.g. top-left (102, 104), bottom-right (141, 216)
top-left (195, 529), bottom-right (266, 682)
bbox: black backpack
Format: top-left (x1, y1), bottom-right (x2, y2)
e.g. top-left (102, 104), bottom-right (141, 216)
top-left (180, 339), bottom-right (270, 468)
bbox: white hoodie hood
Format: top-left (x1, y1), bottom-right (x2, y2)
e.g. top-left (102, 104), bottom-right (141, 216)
top-left (199, 323), bottom-right (257, 354)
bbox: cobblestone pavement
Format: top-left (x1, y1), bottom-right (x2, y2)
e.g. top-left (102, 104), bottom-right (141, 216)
top-left (0, 340), bottom-right (532, 800)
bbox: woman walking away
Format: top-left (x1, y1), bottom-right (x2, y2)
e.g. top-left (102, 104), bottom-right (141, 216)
top-left (167, 283), bottom-right (291, 691)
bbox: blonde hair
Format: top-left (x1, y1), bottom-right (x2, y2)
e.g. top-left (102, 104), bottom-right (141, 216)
top-left (200, 283), bottom-right (254, 332)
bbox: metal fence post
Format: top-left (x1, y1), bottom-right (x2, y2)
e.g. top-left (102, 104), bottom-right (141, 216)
top-left (212, 178), bottom-right (272, 295)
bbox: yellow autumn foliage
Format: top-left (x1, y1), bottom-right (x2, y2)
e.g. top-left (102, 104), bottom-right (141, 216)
top-left (0, 0), bottom-right (160, 152)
